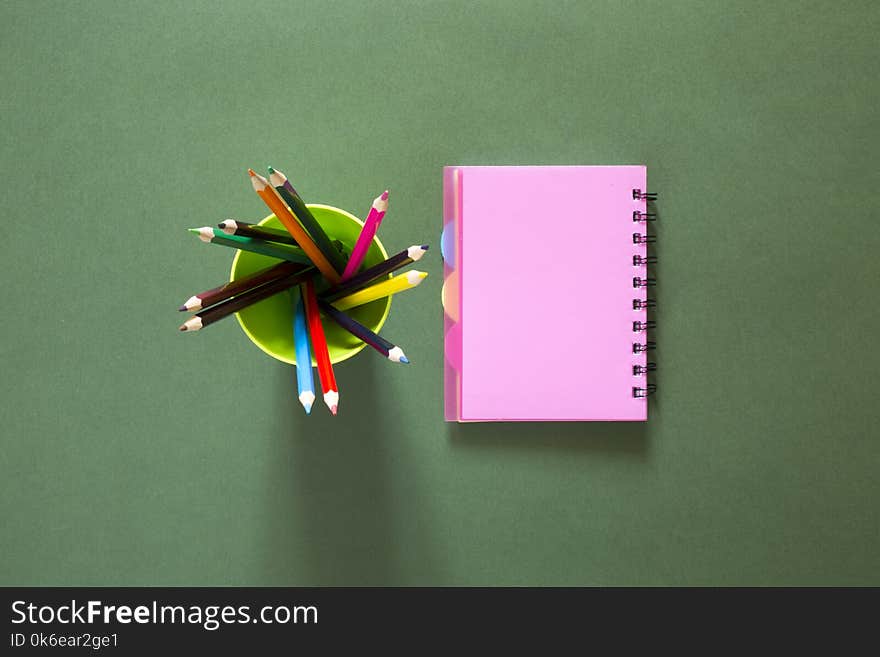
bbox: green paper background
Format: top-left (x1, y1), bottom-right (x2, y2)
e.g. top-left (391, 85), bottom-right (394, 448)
top-left (1, 0), bottom-right (878, 586)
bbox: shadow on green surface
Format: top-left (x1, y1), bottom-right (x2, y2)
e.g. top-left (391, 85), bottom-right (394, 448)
top-left (446, 417), bottom-right (650, 459)
top-left (268, 354), bottom-right (439, 585)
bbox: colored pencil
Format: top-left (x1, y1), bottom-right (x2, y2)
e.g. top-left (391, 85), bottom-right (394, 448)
top-left (324, 244), bottom-right (428, 301)
top-left (219, 219), bottom-right (299, 246)
top-left (248, 169), bottom-right (341, 284)
top-left (178, 268), bottom-right (316, 332)
top-left (189, 227), bottom-right (312, 265)
top-left (341, 190), bottom-right (389, 281)
top-left (219, 220), bottom-right (347, 254)
top-left (291, 287), bottom-right (315, 415)
top-left (331, 270), bottom-right (428, 311)
top-left (302, 278), bottom-right (338, 415)
top-left (179, 260), bottom-right (303, 312)
top-left (267, 166), bottom-right (347, 275)
top-left (317, 299), bottom-right (409, 364)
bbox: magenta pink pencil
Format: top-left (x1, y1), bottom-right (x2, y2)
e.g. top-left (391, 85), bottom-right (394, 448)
top-left (341, 190), bottom-right (389, 281)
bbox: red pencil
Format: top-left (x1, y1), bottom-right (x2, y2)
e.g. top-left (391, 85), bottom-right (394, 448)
top-left (302, 278), bottom-right (339, 415)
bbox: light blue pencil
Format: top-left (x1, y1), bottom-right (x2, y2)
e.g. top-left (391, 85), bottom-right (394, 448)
top-left (292, 287), bottom-right (316, 414)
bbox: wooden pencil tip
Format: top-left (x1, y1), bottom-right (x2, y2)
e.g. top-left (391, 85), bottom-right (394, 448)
top-left (330, 405), bottom-right (338, 416)
top-left (381, 190), bottom-right (389, 200)
top-left (267, 166), bottom-right (275, 174)
top-left (178, 325), bottom-right (187, 331)
top-left (247, 168), bottom-right (256, 176)
top-left (178, 304), bottom-right (187, 312)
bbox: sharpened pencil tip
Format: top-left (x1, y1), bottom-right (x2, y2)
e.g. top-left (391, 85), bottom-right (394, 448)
top-left (303, 403), bottom-right (312, 415)
top-left (421, 244), bottom-right (430, 250)
top-left (247, 168), bottom-right (256, 176)
top-left (178, 304), bottom-right (187, 312)
top-left (400, 355), bottom-right (410, 364)
top-left (381, 190), bottom-right (389, 201)
top-left (330, 405), bottom-right (338, 416)
top-left (178, 325), bottom-right (187, 331)
top-left (267, 167), bottom-right (287, 187)
top-left (187, 228), bottom-right (199, 234)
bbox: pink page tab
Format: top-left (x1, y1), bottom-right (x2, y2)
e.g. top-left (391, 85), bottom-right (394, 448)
top-left (442, 165), bottom-right (650, 422)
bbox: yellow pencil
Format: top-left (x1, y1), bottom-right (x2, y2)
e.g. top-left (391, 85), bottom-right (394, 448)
top-left (330, 270), bottom-right (428, 311)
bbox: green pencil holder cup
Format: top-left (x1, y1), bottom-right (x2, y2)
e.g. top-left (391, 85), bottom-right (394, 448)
top-left (229, 204), bottom-right (391, 365)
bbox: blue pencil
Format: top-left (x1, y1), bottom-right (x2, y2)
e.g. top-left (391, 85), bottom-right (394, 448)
top-left (291, 287), bottom-right (316, 414)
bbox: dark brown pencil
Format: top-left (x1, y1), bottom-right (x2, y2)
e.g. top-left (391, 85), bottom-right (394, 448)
top-left (178, 260), bottom-right (305, 312)
top-left (178, 268), bottom-right (316, 332)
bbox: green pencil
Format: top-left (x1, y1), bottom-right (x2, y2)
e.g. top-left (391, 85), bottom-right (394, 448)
top-left (267, 166), bottom-right (347, 275)
top-left (189, 227), bottom-right (312, 265)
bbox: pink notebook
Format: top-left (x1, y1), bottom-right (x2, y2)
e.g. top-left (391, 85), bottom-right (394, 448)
top-left (442, 166), bottom-right (654, 422)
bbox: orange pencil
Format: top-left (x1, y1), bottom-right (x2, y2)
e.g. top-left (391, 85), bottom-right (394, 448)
top-left (248, 169), bottom-right (341, 284)
top-left (303, 278), bottom-right (339, 415)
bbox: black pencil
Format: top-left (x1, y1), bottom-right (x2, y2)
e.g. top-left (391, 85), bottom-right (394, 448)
top-left (218, 220), bottom-right (348, 254)
top-left (218, 220), bottom-right (300, 246)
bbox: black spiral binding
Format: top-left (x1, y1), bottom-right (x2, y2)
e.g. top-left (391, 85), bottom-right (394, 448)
top-left (632, 384), bottom-right (657, 398)
top-left (632, 188), bottom-right (657, 399)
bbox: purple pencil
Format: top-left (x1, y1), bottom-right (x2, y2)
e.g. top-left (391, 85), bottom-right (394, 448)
top-left (317, 298), bottom-right (409, 364)
top-left (341, 191), bottom-right (389, 281)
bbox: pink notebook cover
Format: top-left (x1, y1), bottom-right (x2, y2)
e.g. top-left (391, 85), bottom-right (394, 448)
top-left (442, 166), bottom-right (650, 422)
